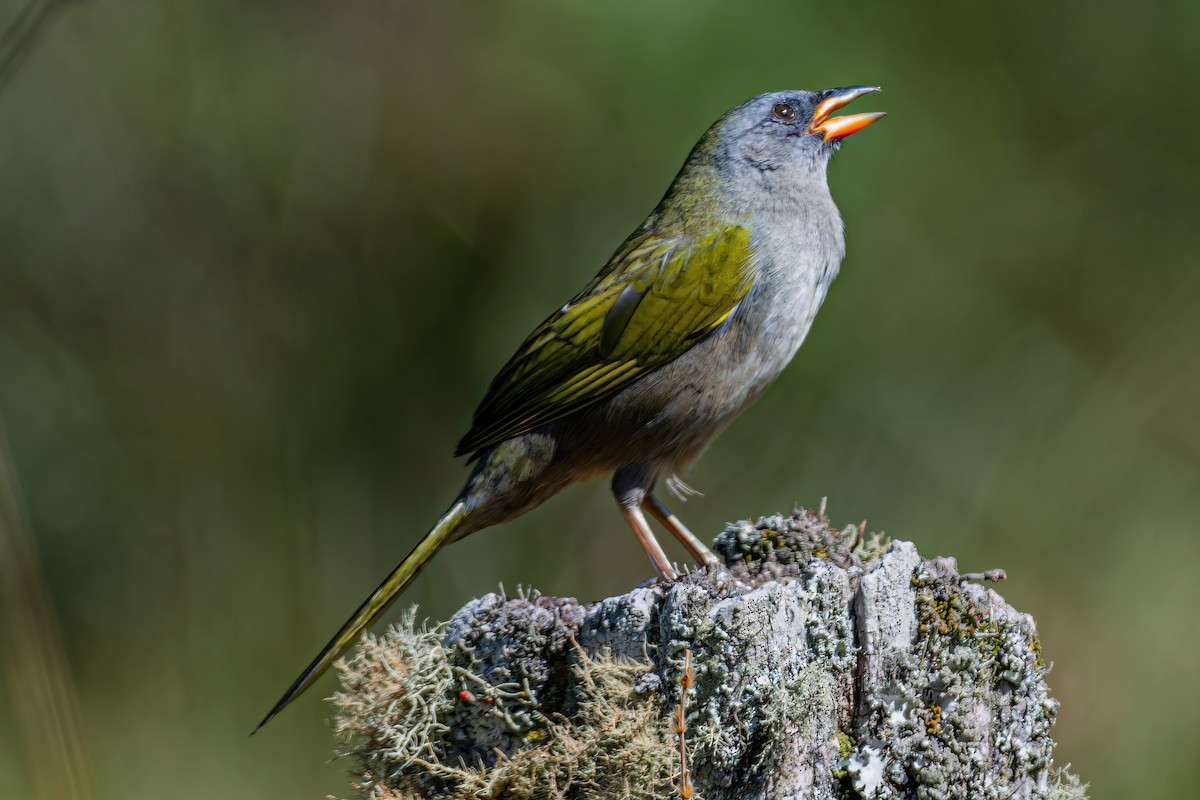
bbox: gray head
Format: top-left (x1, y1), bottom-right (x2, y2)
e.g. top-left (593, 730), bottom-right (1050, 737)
top-left (669, 87), bottom-right (884, 205)
top-left (712, 86), bottom-right (883, 168)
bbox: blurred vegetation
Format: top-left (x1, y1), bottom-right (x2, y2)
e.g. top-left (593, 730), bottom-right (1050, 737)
top-left (0, 1), bottom-right (1197, 798)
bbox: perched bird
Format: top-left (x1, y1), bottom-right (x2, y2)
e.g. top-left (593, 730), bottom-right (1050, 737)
top-left (257, 86), bottom-right (884, 730)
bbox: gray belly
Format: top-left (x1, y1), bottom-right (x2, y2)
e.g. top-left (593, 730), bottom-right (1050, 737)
top-left (461, 216), bottom-right (843, 530)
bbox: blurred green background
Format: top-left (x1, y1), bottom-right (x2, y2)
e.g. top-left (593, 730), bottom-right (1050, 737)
top-left (1, 0), bottom-right (1197, 797)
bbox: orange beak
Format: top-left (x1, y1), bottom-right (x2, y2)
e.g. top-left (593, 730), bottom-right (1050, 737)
top-left (808, 86), bottom-right (886, 142)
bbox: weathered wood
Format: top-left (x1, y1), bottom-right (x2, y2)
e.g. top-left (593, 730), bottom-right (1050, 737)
top-left (331, 508), bottom-right (1086, 800)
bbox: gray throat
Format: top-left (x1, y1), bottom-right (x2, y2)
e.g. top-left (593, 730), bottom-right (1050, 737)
top-left (729, 174), bottom-right (846, 381)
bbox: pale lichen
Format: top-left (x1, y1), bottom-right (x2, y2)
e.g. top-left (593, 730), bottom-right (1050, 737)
top-left (331, 608), bottom-right (457, 795)
top-left (1046, 766), bottom-right (1089, 800)
top-left (333, 614), bottom-right (676, 800)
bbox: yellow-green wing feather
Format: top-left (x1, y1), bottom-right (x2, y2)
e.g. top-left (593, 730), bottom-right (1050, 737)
top-left (456, 225), bottom-right (754, 456)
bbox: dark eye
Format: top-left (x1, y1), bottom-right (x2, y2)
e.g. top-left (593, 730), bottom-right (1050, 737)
top-left (772, 103), bottom-right (797, 122)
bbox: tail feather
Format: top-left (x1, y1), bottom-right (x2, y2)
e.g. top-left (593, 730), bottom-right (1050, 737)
top-left (253, 501), bottom-right (469, 733)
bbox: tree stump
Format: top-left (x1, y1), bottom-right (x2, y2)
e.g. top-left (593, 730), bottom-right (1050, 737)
top-left (330, 508), bottom-right (1087, 800)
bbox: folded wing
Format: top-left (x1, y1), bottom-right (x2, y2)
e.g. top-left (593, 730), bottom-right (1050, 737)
top-left (456, 225), bottom-right (755, 457)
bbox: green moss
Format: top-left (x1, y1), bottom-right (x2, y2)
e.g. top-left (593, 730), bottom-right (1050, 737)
top-left (712, 507), bottom-right (890, 579)
top-left (1030, 633), bottom-right (1047, 670)
top-left (913, 569), bottom-right (1006, 667)
top-left (835, 729), bottom-right (855, 761)
top-left (832, 734), bottom-right (858, 800)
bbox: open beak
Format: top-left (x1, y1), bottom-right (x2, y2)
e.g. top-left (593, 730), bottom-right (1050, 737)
top-left (808, 86), bottom-right (885, 142)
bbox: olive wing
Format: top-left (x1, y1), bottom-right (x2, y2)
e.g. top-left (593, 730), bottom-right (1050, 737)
top-left (455, 225), bottom-right (754, 457)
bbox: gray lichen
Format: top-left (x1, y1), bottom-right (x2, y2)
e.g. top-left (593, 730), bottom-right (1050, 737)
top-left (331, 508), bottom-right (1086, 800)
top-left (844, 551), bottom-right (1063, 799)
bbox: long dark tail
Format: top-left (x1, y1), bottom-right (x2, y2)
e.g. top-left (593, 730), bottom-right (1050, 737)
top-left (253, 501), bottom-right (469, 733)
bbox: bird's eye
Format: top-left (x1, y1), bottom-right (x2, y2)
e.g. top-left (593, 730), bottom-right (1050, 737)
top-left (772, 103), bottom-right (797, 122)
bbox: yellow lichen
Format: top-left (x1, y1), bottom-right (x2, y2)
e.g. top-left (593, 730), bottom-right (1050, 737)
top-left (924, 705), bottom-right (943, 735)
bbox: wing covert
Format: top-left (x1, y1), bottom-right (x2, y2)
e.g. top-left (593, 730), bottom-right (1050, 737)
top-left (456, 225), bottom-right (754, 457)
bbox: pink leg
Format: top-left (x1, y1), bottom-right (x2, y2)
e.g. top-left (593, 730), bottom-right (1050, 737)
top-left (619, 503), bottom-right (678, 580)
top-left (642, 494), bottom-right (721, 570)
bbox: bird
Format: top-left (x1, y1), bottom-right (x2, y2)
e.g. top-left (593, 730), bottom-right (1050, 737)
top-left (256, 86), bottom-right (884, 731)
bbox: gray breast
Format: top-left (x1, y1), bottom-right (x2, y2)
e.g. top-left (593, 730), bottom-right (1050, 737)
top-left (575, 209), bottom-right (844, 471)
top-left (551, 180), bottom-right (847, 476)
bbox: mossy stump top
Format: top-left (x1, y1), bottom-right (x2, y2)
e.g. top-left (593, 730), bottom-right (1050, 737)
top-left (331, 508), bottom-right (1085, 800)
